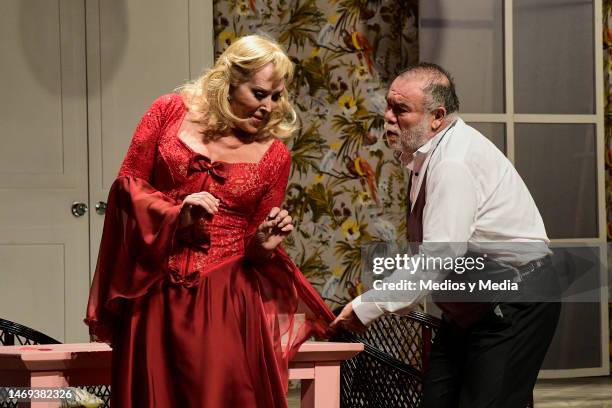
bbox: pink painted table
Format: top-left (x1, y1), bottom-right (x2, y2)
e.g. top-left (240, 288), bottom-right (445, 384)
top-left (0, 341), bottom-right (363, 407)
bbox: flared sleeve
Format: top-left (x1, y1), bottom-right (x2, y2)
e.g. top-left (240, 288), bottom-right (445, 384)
top-left (85, 96), bottom-right (183, 343)
top-left (243, 144), bottom-right (335, 389)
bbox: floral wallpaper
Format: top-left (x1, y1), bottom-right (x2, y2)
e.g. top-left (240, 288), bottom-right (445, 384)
top-left (213, 0), bottom-right (419, 310)
top-left (604, 1), bottom-right (612, 240)
top-left (603, 0), bottom-right (612, 359)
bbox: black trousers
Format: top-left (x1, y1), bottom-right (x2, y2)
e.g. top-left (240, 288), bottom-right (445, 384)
top-left (421, 301), bottom-right (561, 408)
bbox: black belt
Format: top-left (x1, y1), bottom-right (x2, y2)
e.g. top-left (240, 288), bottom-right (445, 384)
top-left (485, 255), bottom-right (551, 283)
top-left (436, 255), bottom-right (552, 328)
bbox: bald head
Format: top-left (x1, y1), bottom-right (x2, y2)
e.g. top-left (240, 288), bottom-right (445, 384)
top-left (398, 63), bottom-right (459, 114)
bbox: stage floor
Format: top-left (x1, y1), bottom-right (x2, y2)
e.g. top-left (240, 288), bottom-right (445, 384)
top-left (287, 376), bottom-right (612, 407)
top-left (534, 376), bottom-right (612, 407)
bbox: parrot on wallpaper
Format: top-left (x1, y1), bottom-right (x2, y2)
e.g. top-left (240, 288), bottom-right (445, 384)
top-left (351, 31), bottom-right (375, 75)
top-left (367, 87), bottom-right (387, 116)
top-left (318, 15), bottom-right (338, 45)
top-left (368, 211), bottom-right (397, 242)
top-left (347, 156), bottom-right (379, 205)
top-left (319, 149), bottom-right (338, 173)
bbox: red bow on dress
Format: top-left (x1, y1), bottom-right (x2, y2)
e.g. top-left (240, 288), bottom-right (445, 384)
top-left (188, 154), bottom-right (227, 181)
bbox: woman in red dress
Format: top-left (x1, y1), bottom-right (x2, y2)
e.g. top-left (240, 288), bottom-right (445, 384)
top-left (85, 35), bottom-right (334, 407)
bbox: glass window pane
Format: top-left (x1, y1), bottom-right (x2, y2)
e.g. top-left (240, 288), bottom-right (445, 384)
top-left (419, 0), bottom-right (504, 113)
top-left (466, 122), bottom-right (506, 154)
top-left (513, 0), bottom-right (595, 114)
top-left (542, 302), bottom-right (601, 369)
top-left (515, 124), bottom-right (598, 239)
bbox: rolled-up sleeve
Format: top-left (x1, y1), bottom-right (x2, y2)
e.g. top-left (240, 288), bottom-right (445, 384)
top-left (351, 159), bottom-right (478, 325)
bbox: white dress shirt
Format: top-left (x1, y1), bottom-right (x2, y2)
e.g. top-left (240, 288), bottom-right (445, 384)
top-left (352, 117), bottom-right (550, 325)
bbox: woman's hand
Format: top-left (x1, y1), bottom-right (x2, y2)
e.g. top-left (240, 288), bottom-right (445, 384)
top-left (180, 192), bottom-right (219, 227)
top-left (255, 207), bottom-right (294, 252)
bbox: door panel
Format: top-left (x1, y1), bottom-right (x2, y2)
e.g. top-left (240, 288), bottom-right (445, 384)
top-left (0, 0), bottom-right (89, 342)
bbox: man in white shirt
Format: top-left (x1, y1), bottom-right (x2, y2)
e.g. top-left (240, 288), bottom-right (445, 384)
top-left (330, 63), bottom-right (560, 407)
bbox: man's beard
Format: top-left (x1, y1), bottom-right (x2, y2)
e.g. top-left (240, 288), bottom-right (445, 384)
top-left (399, 118), bottom-right (429, 152)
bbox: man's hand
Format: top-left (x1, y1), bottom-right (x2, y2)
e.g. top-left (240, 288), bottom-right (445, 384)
top-left (330, 302), bottom-right (367, 334)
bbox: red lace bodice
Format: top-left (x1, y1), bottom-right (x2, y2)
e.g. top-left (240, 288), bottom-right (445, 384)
top-left (118, 94), bottom-right (291, 281)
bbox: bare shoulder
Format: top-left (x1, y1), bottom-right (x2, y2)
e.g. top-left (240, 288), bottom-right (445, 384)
top-left (257, 137), bottom-right (277, 151)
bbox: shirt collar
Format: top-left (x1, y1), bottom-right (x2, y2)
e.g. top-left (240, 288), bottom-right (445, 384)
top-left (402, 119), bottom-right (456, 171)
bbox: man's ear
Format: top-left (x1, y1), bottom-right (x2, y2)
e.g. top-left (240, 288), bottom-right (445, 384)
top-left (431, 107), bottom-right (447, 131)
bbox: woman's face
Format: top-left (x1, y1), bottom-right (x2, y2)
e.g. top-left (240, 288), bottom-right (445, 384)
top-left (229, 63), bottom-right (285, 135)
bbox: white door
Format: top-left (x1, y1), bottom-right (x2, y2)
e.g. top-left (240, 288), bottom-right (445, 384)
top-left (0, 0), bottom-right (89, 342)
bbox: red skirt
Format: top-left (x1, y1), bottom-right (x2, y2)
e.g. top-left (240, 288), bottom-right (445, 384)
top-left (110, 254), bottom-right (330, 408)
top-left (86, 178), bottom-right (334, 407)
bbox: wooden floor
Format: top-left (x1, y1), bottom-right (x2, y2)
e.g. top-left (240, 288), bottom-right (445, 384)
top-left (287, 382), bottom-right (300, 408)
top-left (534, 376), bottom-right (612, 407)
top-left (287, 376), bottom-right (612, 407)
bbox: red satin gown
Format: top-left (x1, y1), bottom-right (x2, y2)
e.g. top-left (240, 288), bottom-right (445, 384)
top-left (85, 94), bottom-right (335, 407)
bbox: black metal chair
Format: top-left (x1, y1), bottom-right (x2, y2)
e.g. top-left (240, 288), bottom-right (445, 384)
top-left (331, 310), bottom-right (442, 408)
top-left (0, 318), bottom-right (111, 408)
top-left (0, 319), bottom-right (61, 347)
top-left (331, 310), bottom-right (536, 408)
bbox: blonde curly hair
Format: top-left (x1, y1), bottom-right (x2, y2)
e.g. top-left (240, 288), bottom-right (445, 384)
top-left (178, 34), bottom-right (297, 141)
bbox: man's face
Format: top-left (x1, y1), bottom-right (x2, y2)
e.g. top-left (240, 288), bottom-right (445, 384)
top-left (384, 76), bottom-right (433, 153)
